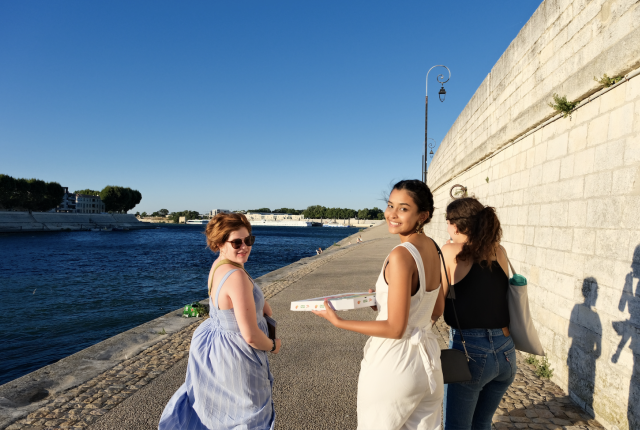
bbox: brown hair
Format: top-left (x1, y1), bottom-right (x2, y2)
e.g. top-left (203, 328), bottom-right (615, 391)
top-left (205, 213), bottom-right (252, 252)
top-left (446, 197), bottom-right (502, 267)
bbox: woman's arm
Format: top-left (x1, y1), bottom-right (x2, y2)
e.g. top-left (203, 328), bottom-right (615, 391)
top-left (431, 286), bottom-right (445, 323)
top-left (263, 300), bottom-right (273, 317)
top-left (227, 271), bottom-right (281, 352)
top-left (312, 247), bottom-right (413, 339)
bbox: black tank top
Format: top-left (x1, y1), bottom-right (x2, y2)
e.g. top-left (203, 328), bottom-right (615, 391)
top-left (443, 261), bottom-right (509, 329)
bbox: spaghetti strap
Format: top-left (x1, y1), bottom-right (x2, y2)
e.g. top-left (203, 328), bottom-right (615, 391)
top-left (215, 269), bottom-right (238, 310)
top-left (208, 259), bottom-right (251, 296)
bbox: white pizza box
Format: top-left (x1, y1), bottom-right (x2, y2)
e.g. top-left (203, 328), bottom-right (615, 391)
top-left (290, 292), bottom-right (376, 311)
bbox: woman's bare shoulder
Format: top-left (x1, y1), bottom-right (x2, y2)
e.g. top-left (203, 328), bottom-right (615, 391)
top-left (213, 264), bottom-right (249, 284)
top-left (441, 242), bottom-right (462, 258)
top-left (387, 245), bottom-right (415, 268)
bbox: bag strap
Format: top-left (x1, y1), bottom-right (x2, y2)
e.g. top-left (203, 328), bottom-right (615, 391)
top-left (504, 251), bottom-right (517, 277)
top-left (430, 238), bottom-right (472, 362)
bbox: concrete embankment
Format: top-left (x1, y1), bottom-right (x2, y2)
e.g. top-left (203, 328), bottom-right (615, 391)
top-left (0, 212), bottom-right (154, 233)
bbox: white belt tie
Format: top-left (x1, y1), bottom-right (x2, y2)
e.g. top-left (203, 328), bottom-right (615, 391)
top-left (408, 327), bottom-right (441, 394)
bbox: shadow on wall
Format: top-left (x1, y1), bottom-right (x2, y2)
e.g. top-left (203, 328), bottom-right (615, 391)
top-left (612, 245), bottom-right (640, 430)
top-left (567, 277), bottom-right (602, 417)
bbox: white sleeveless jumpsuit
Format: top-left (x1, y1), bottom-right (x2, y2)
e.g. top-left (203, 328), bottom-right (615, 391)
top-left (357, 242), bottom-right (444, 430)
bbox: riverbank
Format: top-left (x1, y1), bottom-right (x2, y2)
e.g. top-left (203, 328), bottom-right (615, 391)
top-left (0, 212), bottom-right (154, 233)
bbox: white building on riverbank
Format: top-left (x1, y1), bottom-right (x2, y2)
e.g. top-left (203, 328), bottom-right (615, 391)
top-left (207, 209), bottom-right (231, 218)
top-left (245, 212), bottom-right (304, 221)
top-left (76, 194), bottom-right (105, 214)
top-left (55, 189), bottom-right (105, 214)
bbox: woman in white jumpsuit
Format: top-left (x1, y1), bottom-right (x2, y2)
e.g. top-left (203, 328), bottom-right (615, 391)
top-left (313, 180), bottom-right (445, 430)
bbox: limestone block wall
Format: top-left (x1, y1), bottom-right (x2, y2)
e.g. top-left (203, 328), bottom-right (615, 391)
top-left (422, 1), bottom-right (640, 429)
top-left (429, 0), bottom-right (640, 192)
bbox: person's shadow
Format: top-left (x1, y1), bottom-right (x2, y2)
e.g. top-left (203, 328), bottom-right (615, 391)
top-left (567, 277), bottom-right (602, 416)
top-left (612, 245), bottom-right (640, 429)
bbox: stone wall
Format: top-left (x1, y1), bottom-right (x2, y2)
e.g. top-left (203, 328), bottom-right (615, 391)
top-left (423, 1), bottom-right (640, 429)
top-left (0, 212), bottom-right (153, 232)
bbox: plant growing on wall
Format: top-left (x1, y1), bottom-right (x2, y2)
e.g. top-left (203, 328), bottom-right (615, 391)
top-left (594, 73), bottom-right (623, 88)
top-left (548, 93), bottom-right (579, 119)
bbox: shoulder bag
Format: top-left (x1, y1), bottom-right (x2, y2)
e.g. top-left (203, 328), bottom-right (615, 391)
top-left (504, 254), bottom-right (545, 356)
top-left (264, 315), bottom-right (277, 340)
top-left (431, 239), bottom-right (473, 384)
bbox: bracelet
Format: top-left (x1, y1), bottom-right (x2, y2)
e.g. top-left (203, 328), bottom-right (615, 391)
top-left (270, 339), bottom-right (276, 352)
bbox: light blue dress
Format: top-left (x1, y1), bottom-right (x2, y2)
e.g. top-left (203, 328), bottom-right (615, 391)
top-left (159, 269), bottom-right (275, 430)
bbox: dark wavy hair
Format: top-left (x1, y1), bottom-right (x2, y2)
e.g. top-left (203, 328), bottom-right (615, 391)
top-left (391, 180), bottom-right (435, 233)
top-left (446, 197), bottom-right (502, 267)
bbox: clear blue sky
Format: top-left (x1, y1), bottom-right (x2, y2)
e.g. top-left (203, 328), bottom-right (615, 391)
top-left (0, 1), bottom-right (542, 214)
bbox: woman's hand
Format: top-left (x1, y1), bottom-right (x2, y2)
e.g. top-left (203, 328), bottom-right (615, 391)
top-left (311, 299), bottom-right (342, 326)
top-left (271, 338), bottom-right (282, 354)
top-left (368, 289), bottom-right (378, 311)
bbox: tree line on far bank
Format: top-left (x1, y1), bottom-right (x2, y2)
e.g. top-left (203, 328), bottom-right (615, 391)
top-left (137, 205), bottom-right (385, 223)
top-left (301, 205), bottom-right (384, 220)
top-left (244, 206), bottom-right (384, 220)
top-left (137, 209), bottom-right (199, 224)
top-left (0, 174), bottom-right (141, 213)
top-left (0, 175), bottom-right (65, 211)
top-left (75, 187), bottom-right (142, 213)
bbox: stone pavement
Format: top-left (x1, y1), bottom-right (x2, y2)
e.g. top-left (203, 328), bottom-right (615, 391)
top-left (491, 352), bottom-right (605, 430)
top-left (3, 224), bottom-right (605, 429)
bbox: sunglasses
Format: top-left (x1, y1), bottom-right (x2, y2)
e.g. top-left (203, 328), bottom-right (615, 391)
top-left (226, 235), bottom-right (256, 249)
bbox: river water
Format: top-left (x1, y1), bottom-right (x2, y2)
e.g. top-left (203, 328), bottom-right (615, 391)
top-left (0, 225), bottom-right (359, 385)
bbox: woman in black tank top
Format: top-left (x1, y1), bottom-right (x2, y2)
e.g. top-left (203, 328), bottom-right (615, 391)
top-left (433, 197), bottom-right (516, 430)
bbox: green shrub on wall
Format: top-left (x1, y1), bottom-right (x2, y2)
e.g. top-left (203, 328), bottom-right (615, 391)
top-left (594, 73), bottom-right (623, 88)
top-left (548, 93), bottom-right (579, 119)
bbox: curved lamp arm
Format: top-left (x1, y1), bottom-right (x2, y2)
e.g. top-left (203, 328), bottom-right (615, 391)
top-left (426, 65), bottom-right (451, 96)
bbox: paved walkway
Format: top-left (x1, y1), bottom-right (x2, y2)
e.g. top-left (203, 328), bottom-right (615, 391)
top-left (4, 225), bottom-right (605, 430)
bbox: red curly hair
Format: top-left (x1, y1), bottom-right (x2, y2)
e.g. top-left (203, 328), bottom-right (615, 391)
top-left (205, 213), bottom-right (252, 252)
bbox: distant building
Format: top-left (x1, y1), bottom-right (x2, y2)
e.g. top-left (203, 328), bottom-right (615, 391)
top-left (207, 209), bottom-right (231, 218)
top-left (245, 212), bottom-right (304, 221)
top-left (55, 187), bottom-right (77, 213)
top-left (55, 188), bottom-right (105, 214)
top-left (76, 194), bottom-right (105, 214)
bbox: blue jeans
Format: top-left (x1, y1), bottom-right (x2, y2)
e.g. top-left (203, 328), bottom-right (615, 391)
top-left (444, 328), bottom-right (517, 430)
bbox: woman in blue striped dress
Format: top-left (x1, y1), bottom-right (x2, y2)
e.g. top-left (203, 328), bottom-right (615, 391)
top-left (159, 213), bottom-right (281, 430)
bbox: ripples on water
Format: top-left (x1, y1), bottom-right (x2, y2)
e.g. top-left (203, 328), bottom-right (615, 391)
top-left (0, 224), bottom-right (359, 385)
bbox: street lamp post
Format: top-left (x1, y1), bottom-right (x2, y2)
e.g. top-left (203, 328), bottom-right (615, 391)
top-left (424, 138), bottom-right (436, 184)
top-left (423, 65), bottom-right (451, 183)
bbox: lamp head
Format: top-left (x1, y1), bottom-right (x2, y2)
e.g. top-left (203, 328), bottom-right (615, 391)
top-left (438, 85), bottom-right (446, 102)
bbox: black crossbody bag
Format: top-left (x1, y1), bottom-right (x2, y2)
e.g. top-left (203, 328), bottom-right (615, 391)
top-left (431, 239), bottom-right (473, 384)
